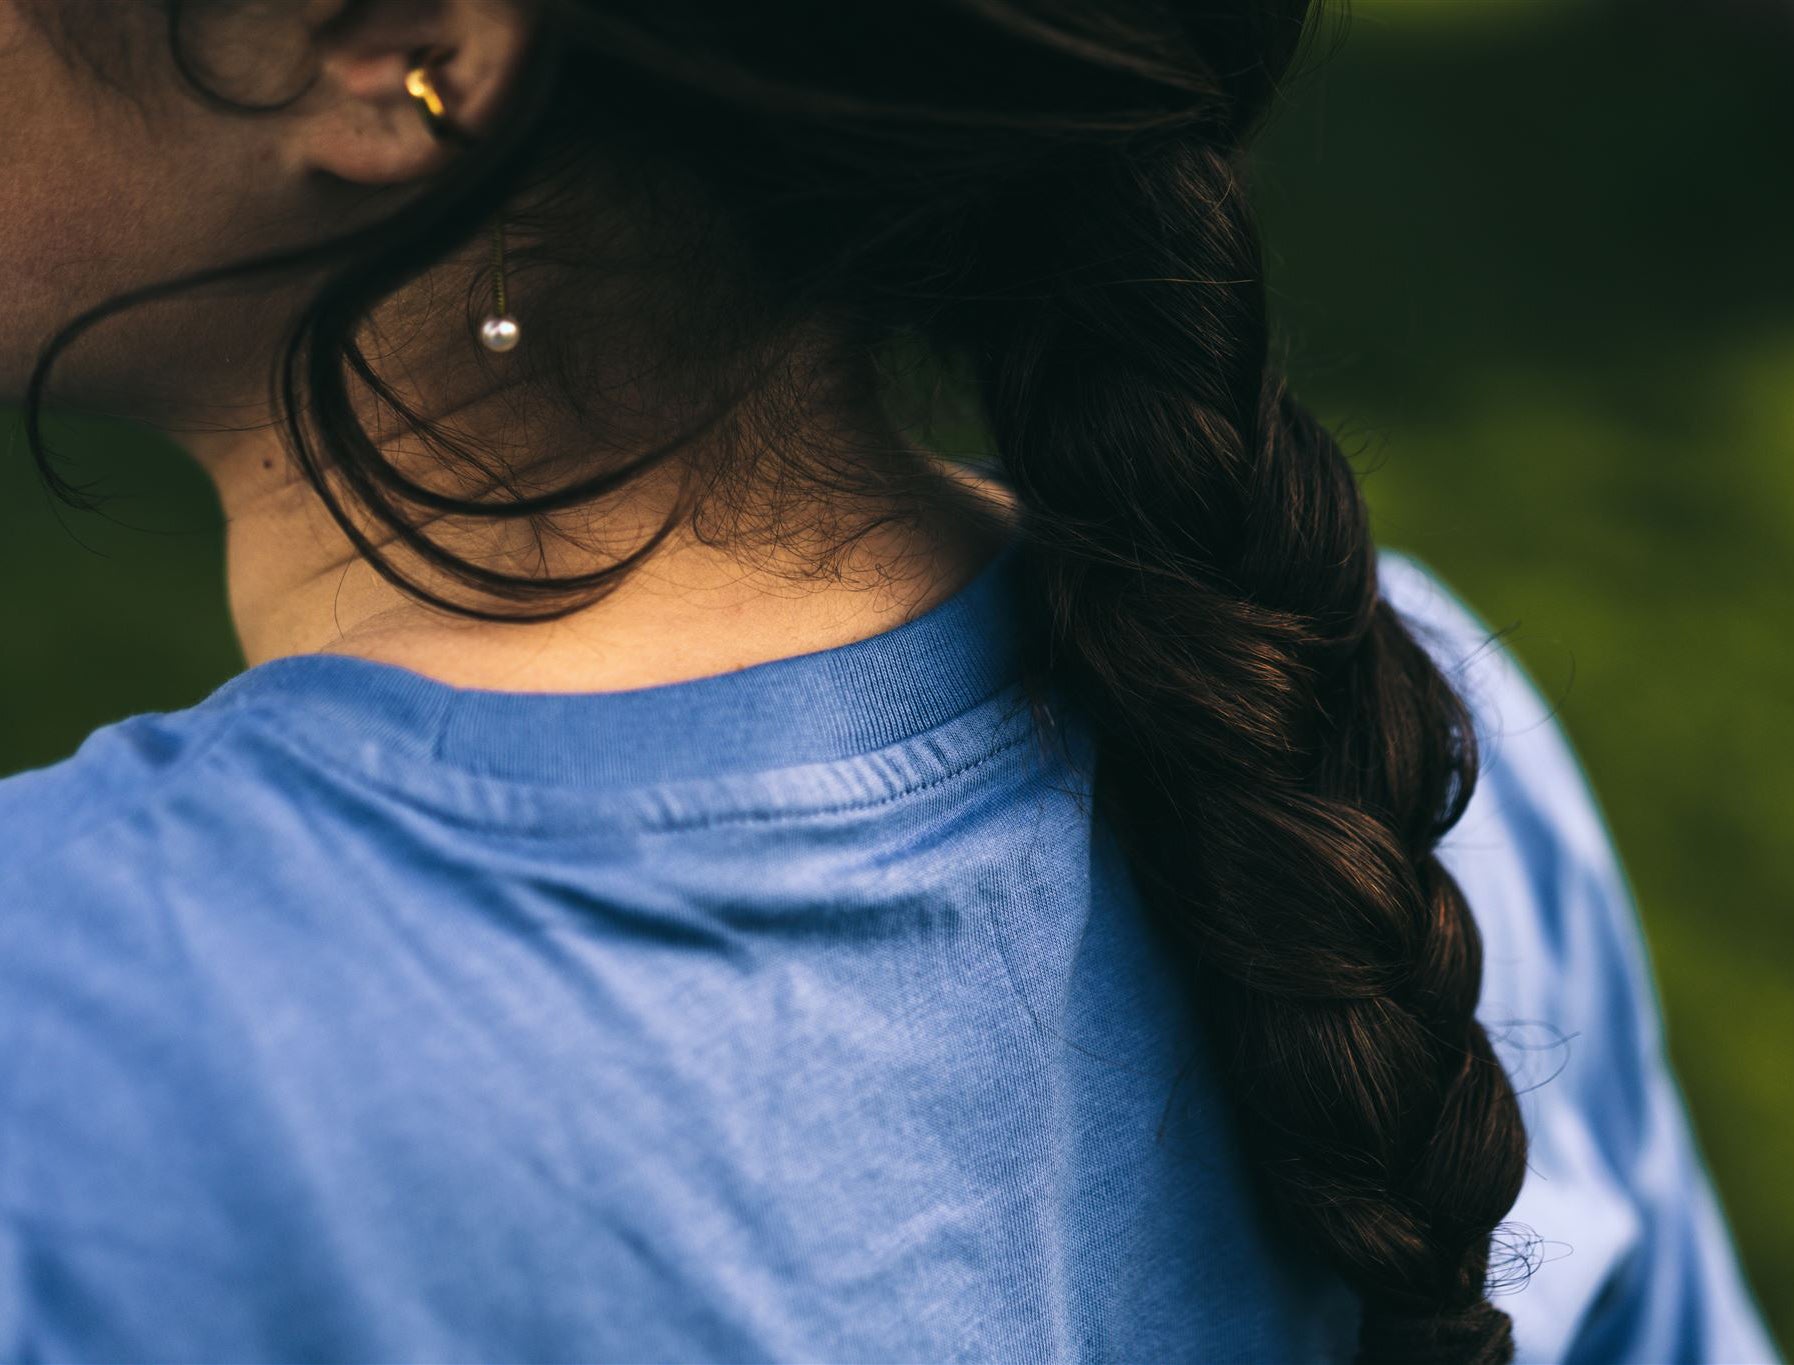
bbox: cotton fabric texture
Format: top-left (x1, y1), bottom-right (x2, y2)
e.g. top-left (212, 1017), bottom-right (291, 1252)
top-left (0, 536), bottom-right (1777, 1364)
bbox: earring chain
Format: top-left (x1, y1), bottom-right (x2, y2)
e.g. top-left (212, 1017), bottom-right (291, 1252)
top-left (403, 59), bottom-right (521, 353)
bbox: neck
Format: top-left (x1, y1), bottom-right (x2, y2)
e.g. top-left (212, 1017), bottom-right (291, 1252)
top-left (181, 409), bottom-right (1017, 695)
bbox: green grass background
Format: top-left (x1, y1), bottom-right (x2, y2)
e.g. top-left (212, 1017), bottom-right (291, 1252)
top-left (3, 0), bottom-right (1788, 1347)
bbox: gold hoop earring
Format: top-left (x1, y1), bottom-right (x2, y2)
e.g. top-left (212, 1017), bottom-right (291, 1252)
top-left (404, 59), bottom-right (521, 355)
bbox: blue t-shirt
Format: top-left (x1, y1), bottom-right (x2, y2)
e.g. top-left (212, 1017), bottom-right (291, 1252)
top-left (0, 538), bottom-right (1776, 1364)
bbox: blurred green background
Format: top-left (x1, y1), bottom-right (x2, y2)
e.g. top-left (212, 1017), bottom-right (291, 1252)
top-left (3, 0), bottom-right (1788, 1349)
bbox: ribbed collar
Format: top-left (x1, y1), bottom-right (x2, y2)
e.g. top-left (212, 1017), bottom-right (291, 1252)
top-left (196, 534), bottom-right (1030, 789)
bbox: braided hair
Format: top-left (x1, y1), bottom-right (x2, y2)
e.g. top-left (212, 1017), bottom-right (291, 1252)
top-left (953, 124), bottom-right (1530, 1365)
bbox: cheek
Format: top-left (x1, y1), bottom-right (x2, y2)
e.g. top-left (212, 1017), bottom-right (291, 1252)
top-left (0, 22), bottom-right (298, 418)
top-left (1, 72), bottom-right (97, 371)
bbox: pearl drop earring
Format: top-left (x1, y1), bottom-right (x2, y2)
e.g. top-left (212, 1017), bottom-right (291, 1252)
top-left (479, 220), bottom-right (520, 353)
top-left (404, 57), bottom-right (521, 355)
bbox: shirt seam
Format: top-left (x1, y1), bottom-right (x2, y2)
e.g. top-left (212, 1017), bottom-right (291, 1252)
top-left (225, 692), bottom-right (1040, 837)
top-left (634, 727), bottom-right (1036, 833)
top-left (0, 705), bottom-right (249, 891)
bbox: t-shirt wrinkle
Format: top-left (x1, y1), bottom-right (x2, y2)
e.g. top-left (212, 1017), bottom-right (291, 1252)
top-left (0, 536), bottom-right (1776, 1365)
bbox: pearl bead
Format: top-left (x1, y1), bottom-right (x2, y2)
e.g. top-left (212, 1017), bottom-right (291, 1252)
top-left (479, 315), bottom-right (521, 353)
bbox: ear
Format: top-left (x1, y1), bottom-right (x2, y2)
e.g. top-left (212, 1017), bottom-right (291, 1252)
top-left (293, 0), bottom-right (536, 187)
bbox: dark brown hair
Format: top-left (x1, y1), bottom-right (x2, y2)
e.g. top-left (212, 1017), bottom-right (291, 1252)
top-left (26, 1), bottom-right (1530, 1358)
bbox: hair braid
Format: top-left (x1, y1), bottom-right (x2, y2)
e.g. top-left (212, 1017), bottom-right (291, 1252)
top-left (957, 130), bottom-right (1530, 1365)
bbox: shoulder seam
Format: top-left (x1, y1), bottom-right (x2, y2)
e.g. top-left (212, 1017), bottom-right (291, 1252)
top-left (0, 704), bottom-right (249, 884)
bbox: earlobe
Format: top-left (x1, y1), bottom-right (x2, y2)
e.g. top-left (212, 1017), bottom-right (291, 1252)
top-left (293, 0), bottom-right (533, 187)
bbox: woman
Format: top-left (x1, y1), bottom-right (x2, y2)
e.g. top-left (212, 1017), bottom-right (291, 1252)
top-left (0, 0), bottom-right (1775, 1361)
